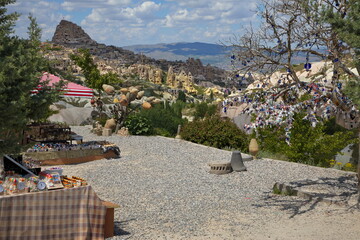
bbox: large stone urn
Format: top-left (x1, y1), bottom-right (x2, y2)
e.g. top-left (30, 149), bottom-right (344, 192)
top-left (249, 138), bottom-right (259, 159)
top-left (104, 118), bottom-right (116, 129)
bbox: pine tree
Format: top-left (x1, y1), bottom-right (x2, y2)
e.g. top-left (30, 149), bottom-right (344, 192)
top-left (0, 1), bottom-right (61, 155)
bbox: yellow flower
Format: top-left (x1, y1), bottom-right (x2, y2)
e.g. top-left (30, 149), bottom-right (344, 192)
top-left (345, 163), bottom-right (353, 168)
top-left (336, 162), bottom-right (342, 166)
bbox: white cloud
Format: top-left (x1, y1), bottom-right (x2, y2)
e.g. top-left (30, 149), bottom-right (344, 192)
top-left (7, 0), bottom-right (68, 41)
top-left (5, 0), bottom-right (260, 46)
top-left (82, 1), bottom-right (161, 25)
top-left (61, 0), bottom-right (131, 11)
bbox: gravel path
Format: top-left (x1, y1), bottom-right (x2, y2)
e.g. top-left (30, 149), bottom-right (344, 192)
top-left (60, 126), bottom-right (360, 240)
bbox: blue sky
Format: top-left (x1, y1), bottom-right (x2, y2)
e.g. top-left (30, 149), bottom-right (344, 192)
top-left (7, 0), bottom-right (259, 47)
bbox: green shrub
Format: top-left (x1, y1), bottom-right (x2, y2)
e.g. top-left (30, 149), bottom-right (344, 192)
top-left (124, 115), bottom-right (153, 135)
top-left (256, 113), bottom-right (355, 167)
top-left (154, 128), bottom-right (172, 137)
top-left (283, 115), bottom-right (354, 166)
top-left (138, 102), bottom-right (186, 137)
top-left (181, 115), bottom-right (249, 152)
top-left (194, 102), bottom-right (217, 119)
top-left (177, 90), bottom-right (186, 102)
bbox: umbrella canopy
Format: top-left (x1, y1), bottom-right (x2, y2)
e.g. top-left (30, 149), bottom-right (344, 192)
top-left (32, 72), bottom-right (94, 98)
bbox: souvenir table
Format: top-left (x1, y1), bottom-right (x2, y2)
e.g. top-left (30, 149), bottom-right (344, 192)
top-left (0, 185), bottom-right (106, 240)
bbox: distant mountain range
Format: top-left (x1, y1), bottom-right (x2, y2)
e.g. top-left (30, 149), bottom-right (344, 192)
top-left (122, 42), bottom-right (325, 70)
top-left (122, 42), bottom-right (232, 69)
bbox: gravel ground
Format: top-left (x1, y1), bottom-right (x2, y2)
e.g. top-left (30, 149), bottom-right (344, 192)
top-left (59, 126), bottom-right (360, 240)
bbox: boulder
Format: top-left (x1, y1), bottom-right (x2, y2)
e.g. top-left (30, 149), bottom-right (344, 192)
top-left (137, 91), bottom-right (145, 99)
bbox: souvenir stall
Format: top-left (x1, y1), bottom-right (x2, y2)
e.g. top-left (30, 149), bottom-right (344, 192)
top-left (0, 155), bottom-right (119, 239)
top-left (22, 123), bottom-right (120, 165)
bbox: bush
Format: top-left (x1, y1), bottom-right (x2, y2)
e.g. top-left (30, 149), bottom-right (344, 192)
top-left (256, 113), bottom-right (355, 167)
top-left (194, 102), bottom-right (217, 119)
top-left (124, 115), bottom-right (153, 135)
top-left (138, 102), bottom-right (186, 137)
top-left (283, 115), bottom-right (354, 166)
top-left (177, 90), bottom-right (186, 102)
top-left (181, 115), bottom-right (249, 152)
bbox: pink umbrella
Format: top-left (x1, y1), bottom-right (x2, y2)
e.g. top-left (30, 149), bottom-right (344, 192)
top-left (32, 72), bottom-right (94, 98)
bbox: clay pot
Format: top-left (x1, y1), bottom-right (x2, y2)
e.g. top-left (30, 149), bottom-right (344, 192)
top-left (104, 118), bottom-right (116, 129)
top-left (249, 138), bottom-right (259, 159)
top-left (119, 95), bottom-right (128, 106)
top-left (102, 84), bottom-right (115, 94)
top-left (142, 101), bottom-right (152, 109)
top-left (120, 88), bottom-right (129, 94)
top-left (130, 88), bottom-right (139, 95)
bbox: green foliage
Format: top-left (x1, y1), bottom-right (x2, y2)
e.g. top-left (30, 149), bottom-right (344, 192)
top-left (181, 115), bottom-right (249, 152)
top-left (0, 8), bottom-right (61, 155)
top-left (322, 0), bottom-right (360, 77)
top-left (194, 102), bottom-right (217, 119)
top-left (343, 79), bottom-right (360, 106)
top-left (256, 113), bottom-right (355, 167)
top-left (138, 102), bottom-right (185, 137)
top-left (70, 48), bottom-right (121, 91)
top-left (256, 126), bottom-right (288, 155)
top-left (0, 0), bottom-right (19, 38)
top-left (124, 115), bottom-right (153, 136)
top-left (177, 90), bottom-right (186, 102)
top-left (194, 85), bottom-right (205, 95)
top-left (70, 48), bottom-right (100, 90)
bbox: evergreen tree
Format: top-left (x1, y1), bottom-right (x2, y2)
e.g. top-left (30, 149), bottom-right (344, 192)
top-left (321, 0), bottom-right (360, 106)
top-left (0, 1), bottom-right (61, 155)
top-left (70, 48), bottom-right (121, 91)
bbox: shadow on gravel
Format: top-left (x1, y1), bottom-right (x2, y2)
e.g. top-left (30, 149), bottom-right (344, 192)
top-left (252, 194), bottom-right (318, 218)
top-left (113, 220), bottom-right (134, 237)
top-left (252, 175), bottom-right (359, 218)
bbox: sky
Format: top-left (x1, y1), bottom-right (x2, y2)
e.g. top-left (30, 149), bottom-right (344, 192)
top-left (7, 0), bottom-right (259, 47)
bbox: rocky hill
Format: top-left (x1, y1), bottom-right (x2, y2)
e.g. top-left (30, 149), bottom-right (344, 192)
top-left (51, 20), bottom-right (228, 86)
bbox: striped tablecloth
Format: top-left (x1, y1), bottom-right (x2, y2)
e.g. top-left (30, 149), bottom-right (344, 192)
top-left (0, 186), bottom-right (106, 240)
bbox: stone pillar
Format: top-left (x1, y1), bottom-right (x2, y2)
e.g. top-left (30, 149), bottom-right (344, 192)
top-left (175, 125), bottom-right (181, 139)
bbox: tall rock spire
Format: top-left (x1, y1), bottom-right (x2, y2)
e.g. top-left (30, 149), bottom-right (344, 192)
top-left (51, 20), bottom-right (97, 45)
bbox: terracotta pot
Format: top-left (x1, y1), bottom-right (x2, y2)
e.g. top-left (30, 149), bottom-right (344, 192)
top-left (118, 94), bottom-right (128, 106)
top-left (249, 138), bottom-right (259, 159)
top-left (120, 88), bottom-right (129, 94)
top-left (142, 101), bottom-right (152, 109)
top-left (102, 84), bottom-right (115, 94)
top-left (104, 118), bottom-right (116, 129)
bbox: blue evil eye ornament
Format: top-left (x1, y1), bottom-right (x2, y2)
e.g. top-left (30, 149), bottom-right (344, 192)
top-left (304, 63), bottom-right (312, 71)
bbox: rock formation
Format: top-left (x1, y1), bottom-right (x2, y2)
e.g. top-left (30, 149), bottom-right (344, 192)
top-left (52, 20), bottom-right (97, 46)
top-left (50, 20), bottom-right (228, 87)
